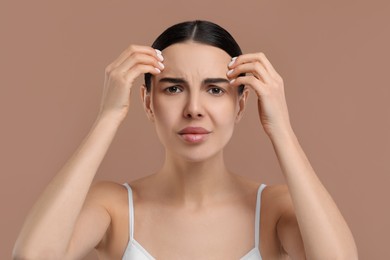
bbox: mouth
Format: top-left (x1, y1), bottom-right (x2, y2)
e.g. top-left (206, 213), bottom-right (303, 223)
top-left (178, 127), bottom-right (211, 143)
top-left (178, 126), bottom-right (210, 135)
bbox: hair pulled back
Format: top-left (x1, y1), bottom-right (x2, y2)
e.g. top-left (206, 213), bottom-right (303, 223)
top-left (144, 20), bottom-right (245, 94)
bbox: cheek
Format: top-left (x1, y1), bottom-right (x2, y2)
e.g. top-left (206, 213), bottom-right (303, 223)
top-left (153, 99), bottom-right (169, 121)
top-left (212, 98), bottom-right (238, 125)
top-left (211, 104), bottom-right (237, 148)
top-left (152, 96), bottom-right (180, 136)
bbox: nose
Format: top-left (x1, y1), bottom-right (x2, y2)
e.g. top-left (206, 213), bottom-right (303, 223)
top-left (183, 91), bottom-right (204, 119)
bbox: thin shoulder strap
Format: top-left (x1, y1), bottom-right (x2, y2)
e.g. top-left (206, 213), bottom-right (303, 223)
top-left (255, 184), bottom-right (267, 248)
top-left (123, 183), bottom-right (134, 240)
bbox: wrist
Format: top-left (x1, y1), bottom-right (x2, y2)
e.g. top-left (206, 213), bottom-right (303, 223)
top-left (94, 112), bottom-right (124, 129)
top-left (268, 126), bottom-right (296, 144)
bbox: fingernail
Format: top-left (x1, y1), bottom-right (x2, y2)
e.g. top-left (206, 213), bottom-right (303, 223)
top-left (228, 57), bottom-right (237, 67)
top-left (230, 79), bottom-right (236, 84)
top-left (155, 67), bottom-right (161, 73)
top-left (158, 61), bottom-right (165, 69)
top-left (227, 69), bottom-right (234, 76)
top-left (155, 49), bottom-right (164, 61)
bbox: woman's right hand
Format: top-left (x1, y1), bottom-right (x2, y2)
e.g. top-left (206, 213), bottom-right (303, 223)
top-left (97, 44), bottom-right (164, 123)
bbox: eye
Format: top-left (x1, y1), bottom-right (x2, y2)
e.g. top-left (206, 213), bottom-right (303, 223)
top-left (208, 86), bottom-right (225, 96)
top-left (164, 86), bottom-right (182, 94)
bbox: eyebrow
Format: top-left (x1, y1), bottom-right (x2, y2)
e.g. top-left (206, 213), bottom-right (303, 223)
top-left (158, 77), bottom-right (230, 85)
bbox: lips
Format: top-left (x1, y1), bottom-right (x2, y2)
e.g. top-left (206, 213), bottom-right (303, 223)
top-left (178, 127), bottom-right (211, 143)
top-left (178, 127), bottom-right (211, 135)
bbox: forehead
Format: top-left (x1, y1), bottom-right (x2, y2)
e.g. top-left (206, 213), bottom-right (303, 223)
top-left (157, 42), bottom-right (231, 79)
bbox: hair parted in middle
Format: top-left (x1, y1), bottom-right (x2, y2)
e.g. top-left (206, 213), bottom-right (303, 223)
top-left (144, 20), bottom-right (246, 94)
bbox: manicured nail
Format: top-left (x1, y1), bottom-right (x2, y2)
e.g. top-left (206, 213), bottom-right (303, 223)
top-left (229, 79), bottom-right (236, 84)
top-left (155, 49), bottom-right (164, 61)
top-left (228, 57), bottom-right (237, 67)
top-left (158, 61), bottom-right (165, 69)
top-left (227, 69), bottom-right (234, 76)
top-left (155, 67), bottom-right (161, 73)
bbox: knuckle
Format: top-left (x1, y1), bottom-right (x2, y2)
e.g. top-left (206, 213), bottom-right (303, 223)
top-left (132, 63), bottom-right (145, 74)
top-left (105, 65), bottom-right (112, 74)
top-left (127, 44), bottom-right (138, 53)
top-left (124, 73), bottom-right (135, 84)
top-left (249, 76), bottom-right (257, 85)
top-left (131, 53), bottom-right (141, 63)
top-left (130, 64), bottom-right (140, 74)
top-left (128, 44), bottom-right (135, 51)
top-left (275, 74), bottom-right (283, 84)
top-left (109, 69), bottom-right (120, 79)
top-left (257, 52), bottom-right (265, 59)
top-left (133, 52), bottom-right (151, 64)
top-left (254, 63), bottom-right (262, 71)
top-left (240, 76), bottom-right (249, 85)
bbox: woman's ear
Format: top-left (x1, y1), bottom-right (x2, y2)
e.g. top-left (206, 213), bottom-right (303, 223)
top-left (235, 87), bottom-right (249, 123)
top-left (140, 84), bottom-right (155, 123)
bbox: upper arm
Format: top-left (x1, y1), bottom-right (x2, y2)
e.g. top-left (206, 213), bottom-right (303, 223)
top-left (65, 181), bottom-right (113, 259)
top-left (275, 185), bottom-right (306, 259)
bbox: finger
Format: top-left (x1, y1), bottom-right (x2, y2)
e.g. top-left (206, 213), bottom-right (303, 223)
top-left (230, 75), bottom-right (265, 97)
top-left (124, 64), bottom-right (162, 83)
top-left (229, 52), bottom-right (279, 79)
top-left (107, 45), bottom-right (163, 72)
top-left (227, 62), bottom-right (272, 84)
top-left (117, 52), bottom-right (164, 74)
top-left (117, 45), bottom-right (162, 65)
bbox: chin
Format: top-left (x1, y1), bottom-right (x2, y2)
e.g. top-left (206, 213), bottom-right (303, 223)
top-left (161, 134), bottom-right (231, 163)
top-left (180, 154), bottom-right (214, 163)
top-left (168, 146), bottom-right (222, 163)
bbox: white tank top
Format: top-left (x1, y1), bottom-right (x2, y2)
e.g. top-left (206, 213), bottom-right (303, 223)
top-left (121, 182), bottom-right (266, 260)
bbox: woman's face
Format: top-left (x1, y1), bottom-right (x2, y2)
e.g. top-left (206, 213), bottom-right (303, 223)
top-left (142, 41), bottom-right (248, 162)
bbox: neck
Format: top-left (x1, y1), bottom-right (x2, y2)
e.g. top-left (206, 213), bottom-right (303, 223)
top-left (155, 150), bottom-right (235, 209)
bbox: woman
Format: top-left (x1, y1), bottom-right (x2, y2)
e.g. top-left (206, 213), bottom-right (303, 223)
top-left (13, 20), bottom-right (358, 259)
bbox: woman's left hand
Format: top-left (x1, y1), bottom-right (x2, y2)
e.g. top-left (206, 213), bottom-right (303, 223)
top-left (227, 52), bottom-right (292, 138)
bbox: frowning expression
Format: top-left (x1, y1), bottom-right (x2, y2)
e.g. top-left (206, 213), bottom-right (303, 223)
top-left (142, 41), bottom-right (248, 162)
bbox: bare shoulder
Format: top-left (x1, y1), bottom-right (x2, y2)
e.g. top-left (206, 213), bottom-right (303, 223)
top-left (263, 184), bottom-right (305, 257)
top-left (263, 183), bottom-right (291, 201)
top-left (263, 183), bottom-right (298, 219)
top-left (262, 183), bottom-right (294, 217)
top-left (89, 180), bottom-right (126, 196)
top-left (88, 180), bottom-right (132, 258)
top-left (264, 183), bottom-right (289, 197)
top-left (232, 176), bottom-right (292, 221)
top-left (233, 177), bottom-right (296, 257)
top-left (88, 180), bottom-right (128, 212)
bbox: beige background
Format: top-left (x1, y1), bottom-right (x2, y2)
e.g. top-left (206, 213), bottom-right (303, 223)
top-left (1, 0), bottom-right (389, 259)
